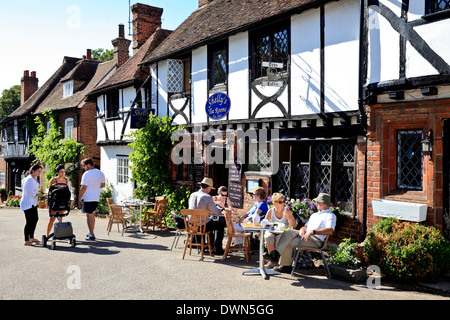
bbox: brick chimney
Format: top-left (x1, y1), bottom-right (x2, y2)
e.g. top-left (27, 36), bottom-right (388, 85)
top-left (131, 3), bottom-right (163, 54)
top-left (20, 70), bottom-right (38, 104)
top-left (112, 24), bottom-right (131, 67)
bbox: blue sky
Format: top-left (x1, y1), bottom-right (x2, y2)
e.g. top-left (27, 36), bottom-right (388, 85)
top-left (0, 0), bottom-right (198, 95)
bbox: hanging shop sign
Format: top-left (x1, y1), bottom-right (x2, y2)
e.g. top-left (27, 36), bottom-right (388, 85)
top-left (205, 93), bottom-right (231, 120)
top-left (130, 108), bottom-right (153, 129)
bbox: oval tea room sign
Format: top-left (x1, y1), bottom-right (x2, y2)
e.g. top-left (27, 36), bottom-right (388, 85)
top-left (205, 93), bottom-right (231, 120)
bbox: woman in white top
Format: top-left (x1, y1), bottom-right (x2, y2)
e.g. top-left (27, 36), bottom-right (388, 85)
top-left (264, 192), bottom-right (297, 268)
top-left (20, 164), bottom-right (44, 246)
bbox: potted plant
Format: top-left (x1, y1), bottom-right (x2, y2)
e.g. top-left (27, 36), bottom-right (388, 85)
top-left (327, 238), bottom-right (368, 283)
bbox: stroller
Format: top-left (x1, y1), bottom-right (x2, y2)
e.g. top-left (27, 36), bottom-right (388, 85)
top-left (42, 183), bottom-right (76, 250)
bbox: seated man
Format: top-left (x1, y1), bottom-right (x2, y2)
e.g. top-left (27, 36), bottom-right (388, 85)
top-left (263, 193), bottom-right (336, 273)
top-left (188, 177), bottom-right (226, 255)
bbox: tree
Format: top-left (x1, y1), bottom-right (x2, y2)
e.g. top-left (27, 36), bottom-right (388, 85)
top-left (28, 111), bottom-right (86, 199)
top-left (91, 48), bottom-right (114, 62)
top-left (128, 114), bottom-right (180, 199)
top-left (0, 85), bottom-right (21, 120)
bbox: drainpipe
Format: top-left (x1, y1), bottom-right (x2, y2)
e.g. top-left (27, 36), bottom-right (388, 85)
top-left (359, 0), bottom-right (369, 240)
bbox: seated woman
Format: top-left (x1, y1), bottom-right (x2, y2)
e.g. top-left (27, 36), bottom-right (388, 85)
top-left (233, 187), bottom-right (268, 245)
top-left (263, 192), bottom-right (297, 268)
top-left (213, 186), bottom-right (234, 210)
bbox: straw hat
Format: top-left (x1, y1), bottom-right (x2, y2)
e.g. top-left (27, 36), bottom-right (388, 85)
top-left (199, 177), bottom-right (215, 189)
top-left (313, 193), bottom-right (332, 207)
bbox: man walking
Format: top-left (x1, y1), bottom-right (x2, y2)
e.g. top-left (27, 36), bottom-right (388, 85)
top-left (79, 158), bottom-right (105, 240)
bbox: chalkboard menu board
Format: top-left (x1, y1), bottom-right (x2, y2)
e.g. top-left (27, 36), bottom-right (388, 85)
top-left (228, 161), bottom-right (242, 182)
top-left (228, 182), bottom-right (243, 209)
top-left (194, 164), bottom-right (205, 186)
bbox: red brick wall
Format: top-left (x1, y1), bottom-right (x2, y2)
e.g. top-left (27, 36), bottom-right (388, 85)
top-left (131, 3), bottom-right (163, 53)
top-left (356, 99), bottom-right (450, 234)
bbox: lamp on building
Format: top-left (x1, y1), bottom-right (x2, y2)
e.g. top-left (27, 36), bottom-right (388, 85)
top-left (422, 129), bottom-right (433, 154)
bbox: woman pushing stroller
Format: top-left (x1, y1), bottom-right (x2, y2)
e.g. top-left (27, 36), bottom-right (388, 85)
top-left (46, 164), bottom-right (69, 237)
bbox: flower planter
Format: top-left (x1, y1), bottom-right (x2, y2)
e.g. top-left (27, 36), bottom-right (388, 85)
top-left (372, 199), bottom-right (427, 222)
top-left (329, 265), bottom-right (368, 283)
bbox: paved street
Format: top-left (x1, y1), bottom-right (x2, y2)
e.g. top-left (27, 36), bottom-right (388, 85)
top-left (1, 207), bottom-right (449, 303)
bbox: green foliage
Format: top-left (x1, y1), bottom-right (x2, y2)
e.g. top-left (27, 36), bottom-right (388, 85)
top-left (162, 184), bottom-right (192, 228)
top-left (28, 111), bottom-right (86, 188)
top-left (91, 48), bottom-right (114, 62)
top-left (328, 238), bottom-right (362, 268)
top-left (96, 181), bottom-right (113, 215)
top-left (364, 218), bottom-right (450, 282)
top-left (0, 85), bottom-right (20, 120)
top-left (128, 114), bottom-right (181, 200)
top-left (6, 195), bottom-right (21, 207)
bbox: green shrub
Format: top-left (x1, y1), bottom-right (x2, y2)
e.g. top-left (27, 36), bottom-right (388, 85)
top-left (6, 195), bottom-right (21, 207)
top-left (162, 184), bottom-right (192, 228)
top-left (364, 218), bottom-right (450, 282)
top-left (328, 238), bottom-right (362, 268)
top-left (96, 182), bottom-right (113, 215)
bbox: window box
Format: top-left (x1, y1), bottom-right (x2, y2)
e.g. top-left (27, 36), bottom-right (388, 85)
top-left (372, 199), bottom-right (427, 222)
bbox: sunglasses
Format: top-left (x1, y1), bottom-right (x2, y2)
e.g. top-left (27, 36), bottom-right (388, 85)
top-left (220, 193), bottom-right (228, 196)
top-left (276, 200), bottom-right (285, 204)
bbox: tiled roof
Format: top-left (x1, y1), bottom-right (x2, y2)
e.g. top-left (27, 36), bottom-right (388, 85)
top-left (141, 0), bottom-right (330, 65)
top-left (34, 59), bottom-right (116, 114)
top-left (89, 28), bottom-right (172, 95)
top-left (2, 57), bottom-right (81, 122)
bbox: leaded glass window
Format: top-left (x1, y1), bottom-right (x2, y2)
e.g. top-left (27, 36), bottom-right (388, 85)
top-left (252, 23), bottom-right (289, 80)
top-left (167, 59), bottom-right (184, 93)
top-left (397, 130), bottom-right (423, 190)
top-left (335, 143), bottom-right (355, 213)
top-left (208, 42), bottom-right (228, 89)
top-left (315, 144), bottom-right (331, 194)
top-left (428, 0), bottom-right (450, 13)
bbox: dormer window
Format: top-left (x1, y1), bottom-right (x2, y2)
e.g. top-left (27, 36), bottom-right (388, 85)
top-left (63, 80), bottom-right (74, 98)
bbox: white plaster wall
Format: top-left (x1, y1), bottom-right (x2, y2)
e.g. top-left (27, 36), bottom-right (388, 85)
top-left (157, 61), bottom-right (168, 118)
top-left (406, 19), bottom-right (450, 78)
top-left (100, 145), bottom-right (134, 203)
top-left (324, 0), bottom-right (360, 112)
top-left (191, 46), bottom-right (208, 124)
top-left (291, 8), bottom-right (321, 115)
top-left (96, 95), bottom-right (106, 142)
top-left (171, 97), bottom-right (189, 125)
top-left (368, 1), bottom-right (401, 84)
top-left (228, 32), bottom-right (249, 121)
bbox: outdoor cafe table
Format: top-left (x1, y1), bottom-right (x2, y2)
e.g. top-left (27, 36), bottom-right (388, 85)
top-left (121, 200), bottom-right (155, 233)
top-left (241, 222), bottom-right (283, 280)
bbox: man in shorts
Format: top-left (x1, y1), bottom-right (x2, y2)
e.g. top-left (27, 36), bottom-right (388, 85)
top-left (79, 158), bottom-right (105, 240)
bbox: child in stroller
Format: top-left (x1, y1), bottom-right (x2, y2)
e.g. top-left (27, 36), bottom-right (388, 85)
top-left (42, 180), bottom-right (75, 249)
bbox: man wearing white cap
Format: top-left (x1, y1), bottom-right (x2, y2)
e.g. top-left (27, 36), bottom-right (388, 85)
top-left (263, 193), bottom-right (336, 273)
top-left (188, 177), bottom-right (226, 254)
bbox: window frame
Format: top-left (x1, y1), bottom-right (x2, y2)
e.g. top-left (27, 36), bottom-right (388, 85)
top-left (106, 90), bottom-right (120, 121)
top-left (250, 21), bottom-right (290, 81)
top-left (63, 80), bottom-right (74, 98)
top-left (208, 40), bottom-right (228, 91)
top-left (117, 157), bottom-right (130, 184)
top-left (64, 118), bottom-right (74, 140)
top-left (396, 129), bottom-right (423, 190)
